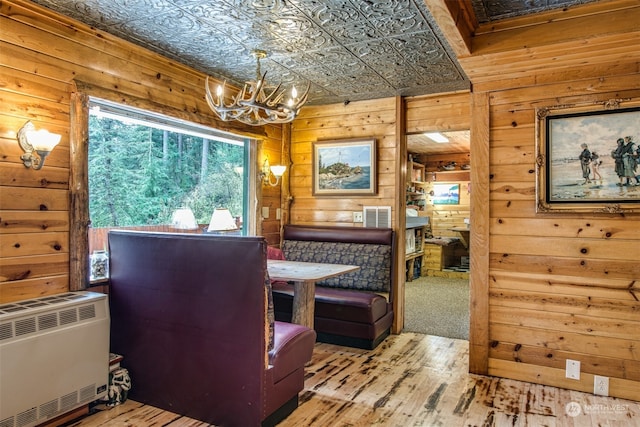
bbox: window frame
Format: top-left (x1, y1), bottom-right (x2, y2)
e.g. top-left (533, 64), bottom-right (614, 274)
top-left (87, 97), bottom-right (253, 233)
top-left (69, 91), bottom-right (260, 290)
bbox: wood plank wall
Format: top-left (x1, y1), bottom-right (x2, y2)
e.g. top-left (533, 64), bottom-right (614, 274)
top-left (289, 94), bottom-right (470, 333)
top-left (451, 0), bottom-right (640, 401)
top-left (0, 0), bottom-right (282, 303)
top-left (289, 99), bottom-right (404, 333)
top-left (3, 0), bottom-right (639, 404)
top-left (289, 99), bottom-right (398, 226)
top-left (260, 125), bottom-right (286, 246)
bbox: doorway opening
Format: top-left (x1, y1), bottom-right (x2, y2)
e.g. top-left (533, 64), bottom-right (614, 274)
top-left (403, 130), bottom-right (471, 340)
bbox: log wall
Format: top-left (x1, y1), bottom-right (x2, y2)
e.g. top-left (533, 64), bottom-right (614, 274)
top-left (289, 99), bottom-right (399, 227)
top-left (289, 98), bottom-right (406, 332)
top-left (452, 0), bottom-right (640, 401)
top-left (0, 0), bottom-right (282, 303)
top-left (289, 93), bottom-right (471, 332)
top-left (3, 0), bottom-right (639, 404)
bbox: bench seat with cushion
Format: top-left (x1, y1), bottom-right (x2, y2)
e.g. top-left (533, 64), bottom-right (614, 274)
top-left (272, 225), bottom-right (395, 350)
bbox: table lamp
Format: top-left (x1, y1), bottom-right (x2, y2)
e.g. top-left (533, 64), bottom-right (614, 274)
top-left (207, 208), bottom-right (237, 233)
top-left (170, 207), bottom-right (198, 230)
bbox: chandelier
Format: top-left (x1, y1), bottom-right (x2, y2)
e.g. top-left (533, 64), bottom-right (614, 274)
top-left (205, 49), bottom-right (309, 126)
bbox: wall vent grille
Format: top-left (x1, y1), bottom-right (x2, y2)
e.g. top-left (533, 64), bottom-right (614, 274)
top-left (0, 303), bottom-right (100, 343)
top-left (15, 318), bottom-right (36, 336)
top-left (60, 308), bottom-right (78, 325)
top-left (363, 206), bottom-right (391, 228)
top-left (0, 323), bottom-right (11, 341)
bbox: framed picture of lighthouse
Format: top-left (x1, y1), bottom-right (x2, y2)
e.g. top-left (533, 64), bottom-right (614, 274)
top-left (312, 138), bottom-right (377, 196)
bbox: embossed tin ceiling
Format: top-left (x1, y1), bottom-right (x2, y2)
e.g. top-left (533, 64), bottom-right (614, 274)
top-left (471, 0), bottom-right (597, 23)
top-left (30, 0), bottom-right (597, 107)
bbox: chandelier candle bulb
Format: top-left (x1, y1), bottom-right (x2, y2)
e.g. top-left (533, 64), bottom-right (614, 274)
top-left (205, 49), bottom-right (309, 126)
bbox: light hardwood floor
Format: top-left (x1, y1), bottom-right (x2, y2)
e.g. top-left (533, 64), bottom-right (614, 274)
top-left (68, 333), bottom-right (640, 426)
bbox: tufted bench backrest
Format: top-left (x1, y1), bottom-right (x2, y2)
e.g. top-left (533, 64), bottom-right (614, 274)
top-left (282, 225), bottom-right (395, 294)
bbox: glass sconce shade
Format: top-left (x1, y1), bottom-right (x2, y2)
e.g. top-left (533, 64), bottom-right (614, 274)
top-left (262, 158), bottom-right (286, 186)
top-left (17, 121), bottom-right (61, 170)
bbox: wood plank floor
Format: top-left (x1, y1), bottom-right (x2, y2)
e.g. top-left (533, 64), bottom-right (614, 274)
top-left (68, 333), bottom-right (640, 426)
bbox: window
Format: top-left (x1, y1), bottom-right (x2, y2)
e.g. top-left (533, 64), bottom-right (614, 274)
top-left (88, 98), bottom-right (252, 234)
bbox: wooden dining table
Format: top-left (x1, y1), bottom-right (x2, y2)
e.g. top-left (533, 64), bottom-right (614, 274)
top-left (450, 226), bottom-right (470, 249)
top-left (267, 259), bottom-right (359, 329)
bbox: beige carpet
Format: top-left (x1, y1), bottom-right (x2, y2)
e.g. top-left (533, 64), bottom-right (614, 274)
top-left (403, 275), bottom-right (469, 340)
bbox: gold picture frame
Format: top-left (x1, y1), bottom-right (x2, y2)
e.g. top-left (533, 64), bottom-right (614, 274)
top-left (312, 138), bottom-right (377, 196)
top-left (535, 98), bottom-right (640, 214)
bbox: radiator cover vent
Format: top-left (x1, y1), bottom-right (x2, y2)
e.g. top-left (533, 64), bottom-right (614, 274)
top-left (0, 294), bottom-right (99, 343)
top-left (0, 292), bottom-right (109, 427)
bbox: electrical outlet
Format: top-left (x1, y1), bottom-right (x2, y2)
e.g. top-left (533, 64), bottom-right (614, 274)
top-left (353, 212), bottom-right (363, 223)
top-left (594, 375), bottom-right (609, 396)
top-left (566, 359), bottom-right (581, 380)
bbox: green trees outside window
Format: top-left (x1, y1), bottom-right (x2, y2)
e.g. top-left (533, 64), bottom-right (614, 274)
top-left (88, 100), bottom-right (248, 230)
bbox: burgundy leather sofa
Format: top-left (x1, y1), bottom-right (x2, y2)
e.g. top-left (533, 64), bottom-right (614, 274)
top-left (108, 230), bottom-right (316, 427)
top-left (272, 225), bottom-right (395, 350)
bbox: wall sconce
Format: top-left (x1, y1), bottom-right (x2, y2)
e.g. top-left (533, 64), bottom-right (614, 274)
top-left (17, 121), bottom-right (61, 170)
top-left (261, 158), bottom-right (286, 187)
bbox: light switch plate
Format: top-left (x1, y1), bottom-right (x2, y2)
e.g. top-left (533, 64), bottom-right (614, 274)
top-left (262, 207), bottom-right (269, 219)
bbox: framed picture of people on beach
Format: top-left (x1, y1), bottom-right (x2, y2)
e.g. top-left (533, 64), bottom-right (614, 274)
top-left (535, 98), bottom-right (640, 213)
top-left (312, 138), bottom-right (376, 196)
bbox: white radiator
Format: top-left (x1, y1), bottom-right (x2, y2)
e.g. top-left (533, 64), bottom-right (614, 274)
top-left (0, 292), bottom-right (109, 427)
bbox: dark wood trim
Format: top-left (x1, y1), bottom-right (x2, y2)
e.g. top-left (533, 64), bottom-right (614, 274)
top-left (256, 139), bottom-right (265, 237)
top-left (69, 89), bottom-right (90, 291)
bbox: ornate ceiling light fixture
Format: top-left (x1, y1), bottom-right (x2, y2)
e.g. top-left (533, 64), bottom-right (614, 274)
top-left (205, 49), bottom-right (309, 126)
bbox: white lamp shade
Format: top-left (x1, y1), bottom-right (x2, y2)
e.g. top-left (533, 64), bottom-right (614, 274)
top-left (171, 207), bottom-right (198, 230)
top-left (270, 165), bottom-right (286, 177)
top-left (27, 129), bottom-right (61, 151)
top-left (208, 208), bottom-right (237, 231)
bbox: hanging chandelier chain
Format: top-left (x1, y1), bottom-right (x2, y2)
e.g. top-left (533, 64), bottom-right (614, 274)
top-left (253, 49), bottom-right (266, 82)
